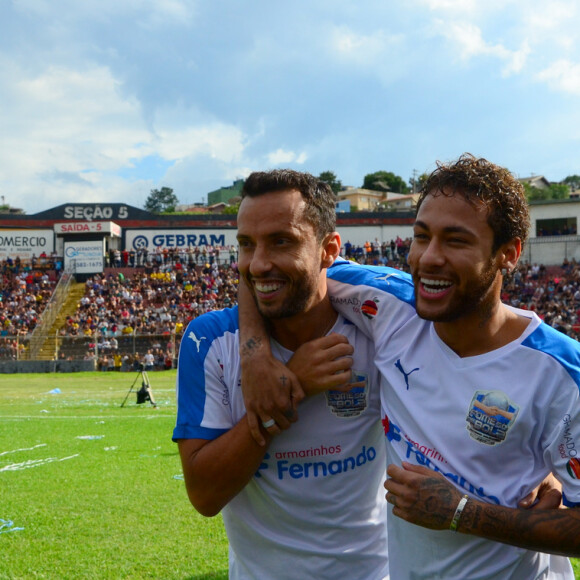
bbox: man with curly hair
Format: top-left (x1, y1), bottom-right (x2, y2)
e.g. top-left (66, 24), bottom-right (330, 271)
top-left (242, 154), bottom-right (580, 578)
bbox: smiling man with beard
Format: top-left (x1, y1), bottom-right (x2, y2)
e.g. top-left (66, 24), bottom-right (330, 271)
top-left (241, 155), bottom-right (580, 579)
top-left (173, 170), bottom-right (391, 579)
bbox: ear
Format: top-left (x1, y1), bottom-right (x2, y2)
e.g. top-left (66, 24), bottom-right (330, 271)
top-left (497, 237), bottom-right (521, 275)
top-left (321, 232), bottom-right (341, 269)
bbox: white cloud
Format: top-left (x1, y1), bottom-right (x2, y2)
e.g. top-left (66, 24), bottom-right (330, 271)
top-left (329, 26), bottom-right (404, 68)
top-left (420, 0), bottom-right (478, 12)
top-left (524, 0), bottom-right (577, 35)
top-left (155, 125), bottom-right (246, 164)
top-left (435, 20), bottom-right (530, 75)
top-left (0, 57), bottom-right (249, 212)
top-left (0, 62), bottom-right (146, 180)
top-left (2, 0), bottom-right (580, 213)
top-left (267, 149), bottom-right (308, 165)
top-left (14, 0), bottom-right (196, 26)
top-left (536, 59), bottom-right (580, 95)
top-left (135, 0), bottom-right (196, 28)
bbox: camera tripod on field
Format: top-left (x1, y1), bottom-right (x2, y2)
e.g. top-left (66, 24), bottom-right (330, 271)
top-left (120, 366), bottom-right (157, 408)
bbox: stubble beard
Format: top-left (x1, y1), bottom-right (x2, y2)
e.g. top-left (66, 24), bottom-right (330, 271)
top-left (253, 271), bottom-right (319, 321)
top-left (414, 258), bottom-right (499, 324)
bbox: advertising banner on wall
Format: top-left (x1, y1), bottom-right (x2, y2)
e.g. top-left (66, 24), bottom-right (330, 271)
top-left (64, 240), bottom-right (104, 274)
top-left (0, 230), bottom-right (54, 260)
top-left (125, 229), bottom-right (237, 252)
top-left (54, 221), bottom-right (122, 236)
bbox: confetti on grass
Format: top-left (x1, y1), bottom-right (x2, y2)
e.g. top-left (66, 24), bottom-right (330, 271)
top-left (0, 444), bottom-right (47, 457)
top-left (0, 519), bottom-right (24, 534)
top-left (0, 455), bottom-right (79, 472)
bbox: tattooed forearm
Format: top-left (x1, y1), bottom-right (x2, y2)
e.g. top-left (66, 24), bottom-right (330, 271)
top-left (457, 499), bottom-right (580, 557)
top-left (240, 336), bottom-right (263, 359)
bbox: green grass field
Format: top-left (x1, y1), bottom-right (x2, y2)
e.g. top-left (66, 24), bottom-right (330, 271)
top-left (1, 371), bottom-right (228, 580)
top-left (1, 371), bottom-right (579, 579)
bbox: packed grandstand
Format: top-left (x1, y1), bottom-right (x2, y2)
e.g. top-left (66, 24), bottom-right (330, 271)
top-left (2, 241), bottom-right (580, 367)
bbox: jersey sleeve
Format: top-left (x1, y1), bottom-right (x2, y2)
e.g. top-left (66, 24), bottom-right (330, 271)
top-left (524, 323), bottom-right (580, 507)
top-left (544, 385), bottom-right (580, 508)
top-left (172, 307), bottom-right (239, 442)
top-left (327, 258), bottom-right (417, 343)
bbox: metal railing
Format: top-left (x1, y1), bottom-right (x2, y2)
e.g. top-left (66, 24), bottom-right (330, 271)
top-left (47, 331), bottom-right (182, 369)
top-left (26, 271), bottom-right (74, 359)
top-left (0, 335), bottom-right (29, 361)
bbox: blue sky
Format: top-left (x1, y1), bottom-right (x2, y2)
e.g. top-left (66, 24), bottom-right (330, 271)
top-left (2, 0), bottom-right (579, 214)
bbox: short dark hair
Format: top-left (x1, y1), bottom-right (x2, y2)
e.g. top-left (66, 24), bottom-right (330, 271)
top-left (241, 169), bottom-right (336, 241)
top-left (417, 153), bottom-right (530, 253)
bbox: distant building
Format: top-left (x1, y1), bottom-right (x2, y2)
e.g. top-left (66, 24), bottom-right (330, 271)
top-left (336, 187), bottom-right (419, 212)
top-left (519, 175), bottom-right (551, 190)
top-left (174, 203), bottom-right (210, 213)
top-left (207, 202), bottom-right (230, 214)
top-left (207, 179), bottom-right (245, 206)
top-left (336, 187), bottom-right (386, 211)
top-left (0, 206), bottom-right (25, 215)
top-left (377, 193), bottom-right (418, 211)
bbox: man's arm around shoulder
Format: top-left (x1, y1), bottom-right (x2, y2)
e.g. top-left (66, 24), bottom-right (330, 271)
top-left (178, 417), bottom-right (271, 517)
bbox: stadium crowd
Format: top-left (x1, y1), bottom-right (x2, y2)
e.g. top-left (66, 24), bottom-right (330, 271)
top-left (3, 242), bottom-right (580, 363)
top-left (0, 254), bottom-right (60, 359)
top-left (73, 258), bottom-right (238, 369)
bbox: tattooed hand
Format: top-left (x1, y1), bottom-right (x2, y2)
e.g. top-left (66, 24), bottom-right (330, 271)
top-left (384, 462), bottom-right (462, 530)
top-left (241, 334), bottom-right (303, 445)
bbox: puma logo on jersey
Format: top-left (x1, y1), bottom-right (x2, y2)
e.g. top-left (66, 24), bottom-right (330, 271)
top-left (188, 331), bottom-right (206, 352)
top-left (374, 272), bottom-right (399, 284)
top-left (395, 359), bottom-right (419, 390)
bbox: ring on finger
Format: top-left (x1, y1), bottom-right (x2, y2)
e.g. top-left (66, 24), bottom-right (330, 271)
top-left (261, 418), bottom-right (276, 429)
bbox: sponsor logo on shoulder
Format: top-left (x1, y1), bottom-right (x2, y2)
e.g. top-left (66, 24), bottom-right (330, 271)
top-left (329, 295), bottom-right (381, 320)
top-left (559, 414), bottom-right (578, 469)
top-left (361, 299), bottom-right (379, 319)
top-left (567, 457), bottom-right (580, 479)
top-left (466, 390), bottom-right (519, 446)
top-left (330, 296), bottom-right (360, 306)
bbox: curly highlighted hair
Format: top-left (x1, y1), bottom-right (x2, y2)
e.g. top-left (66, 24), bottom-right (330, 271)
top-left (417, 153), bottom-right (530, 253)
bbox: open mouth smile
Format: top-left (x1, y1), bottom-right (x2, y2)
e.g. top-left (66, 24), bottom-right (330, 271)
top-left (253, 280), bottom-right (285, 296)
top-left (420, 277), bottom-right (453, 295)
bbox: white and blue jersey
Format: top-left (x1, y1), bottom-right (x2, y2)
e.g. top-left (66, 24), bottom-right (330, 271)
top-left (173, 306), bottom-right (388, 580)
top-left (327, 259), bottom-right (580, 580)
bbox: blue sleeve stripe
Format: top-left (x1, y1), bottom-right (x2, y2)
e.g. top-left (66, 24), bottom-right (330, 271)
top-left (328, 259), bottom-right (416, 306)
top-left (563, 492), bottom-right (580, 508)
top-left (174, 306), bottom-right (239, 441)
top-left (172, 426), bottom-right (229, 442)
top-left (522, 322), bottom-right (580, 389)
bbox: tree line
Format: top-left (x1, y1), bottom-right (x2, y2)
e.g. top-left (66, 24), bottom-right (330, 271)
top-left (145, 172), bottom-right (580, 214)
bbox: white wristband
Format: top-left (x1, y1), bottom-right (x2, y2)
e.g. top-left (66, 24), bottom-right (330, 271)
top-left (449, 495), bottom-right (469, 532)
